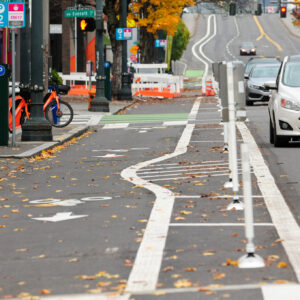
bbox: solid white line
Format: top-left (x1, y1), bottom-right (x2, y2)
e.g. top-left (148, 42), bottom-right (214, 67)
top-left (237, 121), bottom-right (300, 282)
top-left (137, 165), bottom-right (228, 175)
top-left (103, 123), bottom-right (129, 129)
top-left (140, 169), bottom-right (229, 179)
top-left (163, 121), bottom-right (188, 126)
top-left (150, 159), bottom-right (229, 167)
top-left (193, 128), bottom-right (223, 131)
top-left (147, 173), bottom-right (229, 182)
top-left (169, 223), bottom-right (274, 227)
top-left (22, 283), bottom-right (300, 299)
top-left (129, 283), bottom-right (300, 296)
top-left (174, 195), bottom-right (266, 198)
top-left (87, 115), bottom-right (103, 126)
top-left (191, 15), bottom-right (215, 91)
top-left (121, 98), bottom-right (201, 293)
top-left (191, 140), bottom-right (224, 143)
top-left (262, 284), bottom-right (300, 300)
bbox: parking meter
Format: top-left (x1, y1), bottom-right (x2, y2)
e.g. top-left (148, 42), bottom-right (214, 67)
top-left (104, 62), bottom-right (112, 101)
top-left (0, 64), bottom-right (10, 146)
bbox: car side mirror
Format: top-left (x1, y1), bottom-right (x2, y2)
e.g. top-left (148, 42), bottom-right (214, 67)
top-left (244, 75), bottom-right (249, 80)
top-left (264, 81), bottom-right (277, 90)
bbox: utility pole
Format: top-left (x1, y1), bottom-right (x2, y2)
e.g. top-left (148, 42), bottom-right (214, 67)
top-left (21, 0), bottom-right (52, 141)
top-left (89, 0), bottom-right (109, 112)
top-left (43, 0), bottom-right (49, 94)
top-left (118, 0), bottom-right (132, 100)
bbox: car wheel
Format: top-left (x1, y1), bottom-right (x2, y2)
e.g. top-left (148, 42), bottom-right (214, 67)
top-left (269, 118), bottom-right (274, 144)
top-left (273, 122), bottom-right (288, 147)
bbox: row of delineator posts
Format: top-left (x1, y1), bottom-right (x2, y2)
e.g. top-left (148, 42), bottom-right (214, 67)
top-left (212, 61), bottom-right (265, 268)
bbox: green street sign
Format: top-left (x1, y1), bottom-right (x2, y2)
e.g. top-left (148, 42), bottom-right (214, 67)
top-left (64, 9), bottom-right (95, 18)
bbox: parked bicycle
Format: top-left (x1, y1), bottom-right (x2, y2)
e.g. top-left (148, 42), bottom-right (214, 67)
top-left (9, 84), bottom-right (74, 132)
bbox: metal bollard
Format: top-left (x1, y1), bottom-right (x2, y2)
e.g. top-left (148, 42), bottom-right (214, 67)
top-left (219, 63), bottom-right (229, 152)
top-left (233, 61), bottom-right (246, 122)
top-left (226, 62), bottom-right (243, 210)
top-left (238, 144), bottom-right (265, 268)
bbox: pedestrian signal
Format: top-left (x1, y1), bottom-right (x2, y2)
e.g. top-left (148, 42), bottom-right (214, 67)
top-left (280, 6), bottom-right (287, 18)
top-left (79, 18), bottom-right (96, 31)
top-left (229, 2), bottom-right (236, 16)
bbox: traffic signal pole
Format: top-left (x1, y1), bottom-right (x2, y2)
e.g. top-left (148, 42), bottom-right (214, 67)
top-left (89, 0), bottom-right (110, 112)
top-left (118, 0), bottom-right (132, 100)
top-left (21, 0), bottom-right (53, 141)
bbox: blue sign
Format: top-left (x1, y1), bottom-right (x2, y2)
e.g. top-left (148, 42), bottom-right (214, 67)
top-left (155, 39), bottom-right (166, 48)
top-left (116, 28), bottom-right (132, 41)
top-left (0, 2), bottom-right (25, 28)
top-left (0, 65), bottom-right (5, 76)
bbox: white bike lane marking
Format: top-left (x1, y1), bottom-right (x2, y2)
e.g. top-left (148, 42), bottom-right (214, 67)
top-left (191, 14), bottom-right (216, 91)
top-left (237, 122), bottom-right (300, 283)
top-left (121, 98), bottom-right (201, 294)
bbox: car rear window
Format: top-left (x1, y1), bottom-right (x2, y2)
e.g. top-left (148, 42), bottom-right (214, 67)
top-left (251, 65), bottom-right (280, 78)
top-left (283, 62), bottom-right (300, 87)
top-left (245, 59), bottom-right (279, 74)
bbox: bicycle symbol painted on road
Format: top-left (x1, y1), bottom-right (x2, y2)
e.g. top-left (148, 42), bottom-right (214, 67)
top-left (29, 196), bottom-right (112, 207)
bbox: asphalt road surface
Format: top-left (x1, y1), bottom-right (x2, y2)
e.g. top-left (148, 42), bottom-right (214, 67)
top-left (1, 12), bottom-right (300, 300)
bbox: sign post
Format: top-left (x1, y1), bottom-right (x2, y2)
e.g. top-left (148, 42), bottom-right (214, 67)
top-left (0, 2), bottom-right (25, 147)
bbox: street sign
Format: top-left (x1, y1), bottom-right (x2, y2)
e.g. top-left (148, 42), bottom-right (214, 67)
top-left (155, 39), bottom-right (166, 48)
top-left (116, 28), bottom-right (132, 40)
top-left (0, 2), bottom-right (25, 28)
top-left (64, 9), bottom-right (95, 18)
top-left (0, 65), bottom-right (5, 76)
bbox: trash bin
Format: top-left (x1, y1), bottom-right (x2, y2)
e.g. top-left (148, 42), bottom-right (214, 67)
top-left (0, 64), bottom-right (10, 146)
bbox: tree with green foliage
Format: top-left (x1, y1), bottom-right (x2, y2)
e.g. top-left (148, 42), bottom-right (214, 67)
top-left (171, 19), bottom-right (190, 61)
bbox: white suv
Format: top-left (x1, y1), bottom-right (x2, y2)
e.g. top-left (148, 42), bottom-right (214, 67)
top-left (267, 55), bottom-right (300, 147)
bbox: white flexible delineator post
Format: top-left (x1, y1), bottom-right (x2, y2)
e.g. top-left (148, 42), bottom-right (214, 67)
top-left (238, 144), bottom-right (265, 268)
top-left (226, 62), bottom-right (243, 210)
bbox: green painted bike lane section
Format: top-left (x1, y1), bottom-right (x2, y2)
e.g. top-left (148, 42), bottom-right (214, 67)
top-left (100, 113), bottom-right (189, 124)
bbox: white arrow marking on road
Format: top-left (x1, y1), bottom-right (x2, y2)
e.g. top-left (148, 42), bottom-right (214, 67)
top-left (32, 212), bottom-right (88, 222)
top-left (92, 154), bottom-right (126, 158)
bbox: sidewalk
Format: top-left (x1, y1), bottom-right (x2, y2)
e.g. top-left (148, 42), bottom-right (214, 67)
top-left (0, 99), bottom-right (136, 159)
top-left (280, 11), bottom-right (300, 38)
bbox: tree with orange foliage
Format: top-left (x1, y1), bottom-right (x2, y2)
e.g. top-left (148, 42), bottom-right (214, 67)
top-left (128, 0), bottom-right (195, 63)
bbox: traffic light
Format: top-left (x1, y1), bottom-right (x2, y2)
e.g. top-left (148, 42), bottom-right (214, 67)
top-left (280, 6), bottom-right (287, 18)
top-left (256, 3), bottom-right (262, 15)
top-left (79, 18), bottom-right (96, 32)
top-left (229, 2), bottom-right (236, 16)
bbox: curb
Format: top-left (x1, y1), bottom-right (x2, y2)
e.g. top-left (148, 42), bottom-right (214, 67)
top-left (1, 100), bottom-right (137, 159)
top-left (280, 14), bottom-right (300, 40)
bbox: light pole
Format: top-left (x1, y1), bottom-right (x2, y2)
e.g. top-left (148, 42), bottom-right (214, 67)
top-left (21, 0), bottom-right (52, 141)
top-left (89, 0), bottom-right (109, 112)
top-left (118, 0), bottom-right (132, 100)
top-left (20, 0), bottom-right (30, 90)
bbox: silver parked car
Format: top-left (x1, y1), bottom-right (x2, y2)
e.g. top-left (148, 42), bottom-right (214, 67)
top-left (245, 63), bottom-right (280, 106)
top-left (267, 55), bottom-right (300, 147)
top-left (244, 57), bottom-right (281, 79)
